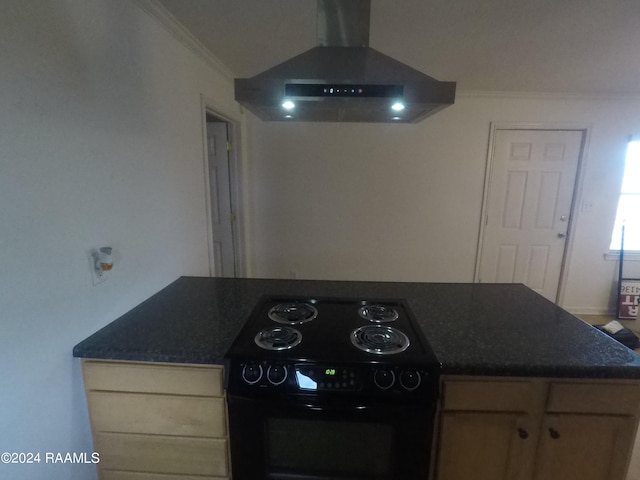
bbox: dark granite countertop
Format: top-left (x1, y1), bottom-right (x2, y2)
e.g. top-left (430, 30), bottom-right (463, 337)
top-left (73, 276), bottom-right (640, 378)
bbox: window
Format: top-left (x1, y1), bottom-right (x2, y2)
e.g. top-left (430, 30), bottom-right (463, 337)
top-left (610, 140), bottom-right (640, 251)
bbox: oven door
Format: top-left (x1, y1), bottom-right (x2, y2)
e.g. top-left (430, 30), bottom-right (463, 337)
top-left (227, 394), bottom-right (436, 480)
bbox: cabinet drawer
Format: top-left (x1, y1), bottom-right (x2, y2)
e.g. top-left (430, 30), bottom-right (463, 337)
top-left (547, 382), bottom-right (640, 415)
top-left (102, 471), bottom-right (227, 480)
top-left (442, 378), bottom-right (542, 412)
top-left (94, 433), bottom-right (229, 477)
top-left (82, 360), bottom-right (223, 396)
top-left (88, 392), bottom-right (226, 437)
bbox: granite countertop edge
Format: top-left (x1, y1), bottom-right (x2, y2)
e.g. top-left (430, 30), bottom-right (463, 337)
top-left (73, 276), bottom-right (640, 379)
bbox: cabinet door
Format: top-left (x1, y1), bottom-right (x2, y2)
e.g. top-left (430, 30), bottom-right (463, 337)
top-left (533, 414), bottom-right (637, 480)
top-left (436, 412), bottom-right (535, 480)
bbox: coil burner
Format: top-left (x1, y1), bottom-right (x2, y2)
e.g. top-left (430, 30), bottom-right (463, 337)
top-left (268, 302), bottom-right (318, 325)
top-left (358, 304), bottom-right (399, 323)
top-left (255, 326), bottom-right (302, 351)
top-left (350, 325), bottom-right (410, 355)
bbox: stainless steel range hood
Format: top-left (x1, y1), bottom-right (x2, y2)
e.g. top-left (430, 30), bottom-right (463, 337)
top-left (234, 0), bottom-right (456, 123)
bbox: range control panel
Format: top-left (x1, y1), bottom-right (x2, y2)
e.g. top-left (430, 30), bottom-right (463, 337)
top-left (228, 361), bottom-right (434, 398)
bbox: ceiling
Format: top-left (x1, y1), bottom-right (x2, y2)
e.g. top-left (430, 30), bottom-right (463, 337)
top-left (157, 0), bottom-right (640, 95)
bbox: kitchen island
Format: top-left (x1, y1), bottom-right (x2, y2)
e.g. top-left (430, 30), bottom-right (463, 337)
top-left (73, 276), bottom-right (640, 480)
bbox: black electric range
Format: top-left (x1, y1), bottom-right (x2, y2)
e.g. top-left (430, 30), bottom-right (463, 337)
top-left (224, 296), bottom-right (441, 480)
top-left (224, 296), bottom-right (441, 399)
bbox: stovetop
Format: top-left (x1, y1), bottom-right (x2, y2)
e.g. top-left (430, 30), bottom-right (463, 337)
top-left (224, 296), bottom-right (440, 398)
top-left (226, 297), bottom-right (436, 363)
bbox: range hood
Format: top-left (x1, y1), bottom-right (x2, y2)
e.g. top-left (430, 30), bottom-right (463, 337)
top-left (234, 0), bottom-right (456, 123)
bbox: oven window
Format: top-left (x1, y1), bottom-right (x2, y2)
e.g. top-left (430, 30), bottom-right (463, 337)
top-left (266, 418), bottom-right (393, 477)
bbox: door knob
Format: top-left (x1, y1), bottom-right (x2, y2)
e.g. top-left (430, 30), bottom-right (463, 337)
top-left (549, 428), bottom-right (560, 439)
top-left (557, 233), bottom-right (567, 238)
top-left (517, 428), bottom-right (529, 439)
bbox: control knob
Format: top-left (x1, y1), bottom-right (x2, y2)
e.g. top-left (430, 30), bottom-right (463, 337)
top-left (267, 364), bottom-right (288, 385)
top-left (241, 363), bottom-right (263, 385)
top-left (399, 370), bottom-right (421, 391)
top-left (373, 369), bottom-right (395, 390)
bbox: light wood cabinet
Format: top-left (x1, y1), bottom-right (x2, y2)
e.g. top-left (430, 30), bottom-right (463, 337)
top-left (81, 359), bottom-right (230, 480)
top-left (435, 376), bottom-right (640, 480)
top-left (437, 411), bottom-right (535, 480)
top-left (532, 414), bottom-right (636, 480)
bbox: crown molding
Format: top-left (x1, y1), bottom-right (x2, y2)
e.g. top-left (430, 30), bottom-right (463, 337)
top-left (131, 0), bottom-right (235, 79)
top-left (457, 89), bottom-right (640, 101)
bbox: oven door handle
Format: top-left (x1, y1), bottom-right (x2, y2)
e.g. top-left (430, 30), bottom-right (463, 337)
top-left (228, 394), bottom-right (370, 411)
top-left (227, 393), bottom-right (419, 414)
top-left (279, 399), bottom-right (390, 415)
top-left (300, 401), bottom-right (371, 412)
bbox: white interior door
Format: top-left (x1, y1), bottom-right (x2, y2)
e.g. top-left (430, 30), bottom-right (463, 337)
top-left (478, 129), bottom-right (583, 301)
top-left (207, 120), bottom-right (236, 277)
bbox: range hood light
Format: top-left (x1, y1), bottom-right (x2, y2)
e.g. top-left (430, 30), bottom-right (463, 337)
top-left (391, 101), bottom-right (405, 112)
top-left (392, 116), bottom-right (402, 120)
top-left (282, 100), bottom-right (296, 110)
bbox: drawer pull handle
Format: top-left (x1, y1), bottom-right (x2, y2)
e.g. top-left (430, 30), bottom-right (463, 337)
top-left (549, 428), bottom-right (560, 439)
top-left (517, 428), bottom-right (529, 439)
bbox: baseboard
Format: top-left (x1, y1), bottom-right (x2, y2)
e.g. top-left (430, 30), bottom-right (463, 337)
top-left (564, 306), bottom-right (615, 316)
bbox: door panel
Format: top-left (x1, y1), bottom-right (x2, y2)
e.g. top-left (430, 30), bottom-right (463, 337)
top-left (479, 129), bottom-right (583, 301)
top-left (206, 121), bottom-right (236, 277)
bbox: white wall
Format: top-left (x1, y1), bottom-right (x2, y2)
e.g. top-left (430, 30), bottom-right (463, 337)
top-left (245, 93), bottom-right (640, 314)
top-left (0, 1), bottom-right (239, 478)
